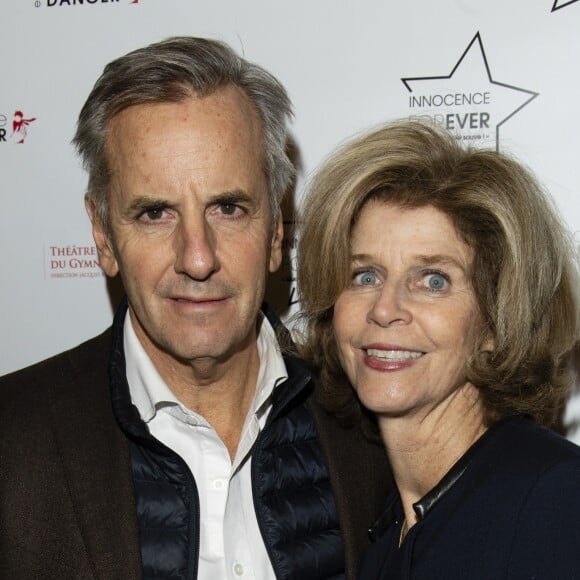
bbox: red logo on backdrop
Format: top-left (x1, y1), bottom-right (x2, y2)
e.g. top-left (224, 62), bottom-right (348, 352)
top-left (36, 1), bottom-right (140, 7)
top-left (45, 244), bottom-right (104, 280)
top-left (12, 111), bottom-right (36, 144)
top-left (0, 110), bottom-right (37, 145)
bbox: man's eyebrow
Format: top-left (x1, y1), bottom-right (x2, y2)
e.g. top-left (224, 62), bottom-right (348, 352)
top-left (207, 189), bottom-right (253, 205)
top-left (126, 196), bottom-right (170, 213)
top-left (125, 190), bottom-right (252, 210)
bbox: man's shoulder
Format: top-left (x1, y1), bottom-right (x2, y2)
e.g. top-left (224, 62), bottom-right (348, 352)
top-left (0, 327), bottom-right (112, 410)
top-left (304, 377), bottom-right (391, 577)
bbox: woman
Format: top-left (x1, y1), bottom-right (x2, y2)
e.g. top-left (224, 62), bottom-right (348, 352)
top-left (297, 121), bottom-right (580, 578)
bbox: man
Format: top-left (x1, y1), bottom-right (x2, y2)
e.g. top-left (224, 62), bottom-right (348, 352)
top-left (0, 37), bottom-right (389, 579)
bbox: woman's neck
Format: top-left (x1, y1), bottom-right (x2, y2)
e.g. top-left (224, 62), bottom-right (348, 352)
top-left (378, 382), bottom-right (487, 531)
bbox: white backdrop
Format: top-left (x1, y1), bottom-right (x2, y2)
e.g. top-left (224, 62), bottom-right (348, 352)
top-left (2, 0), bottom-right (580, 435)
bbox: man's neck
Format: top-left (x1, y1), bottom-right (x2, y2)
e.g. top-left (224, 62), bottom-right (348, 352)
top-left (133, 323), bottom-right (262, 460)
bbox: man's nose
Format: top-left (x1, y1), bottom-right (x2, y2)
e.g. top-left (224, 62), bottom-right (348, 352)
top-left (173, 214), bottom-right (219, 281)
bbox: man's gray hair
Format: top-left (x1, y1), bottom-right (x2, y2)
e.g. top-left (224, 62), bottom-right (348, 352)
top-left (73, 36), bottom-right (294, 231)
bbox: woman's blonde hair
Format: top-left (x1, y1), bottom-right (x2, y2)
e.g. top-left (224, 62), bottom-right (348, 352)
top-left (298, 120), bottom-right (579, 431)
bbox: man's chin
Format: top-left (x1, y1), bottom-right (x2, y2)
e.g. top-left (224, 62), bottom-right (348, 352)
top-left (158, 332), bottom-right (239, 363)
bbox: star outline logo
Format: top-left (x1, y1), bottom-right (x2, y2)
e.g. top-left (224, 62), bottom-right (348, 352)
top-left (552, 0), bottom-right (579, 12)
top-left (401, 32), bottom-right (539, 151)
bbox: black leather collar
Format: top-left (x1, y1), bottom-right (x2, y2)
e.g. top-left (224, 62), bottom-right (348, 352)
top-left (369, 418), bottom-right (514, 540)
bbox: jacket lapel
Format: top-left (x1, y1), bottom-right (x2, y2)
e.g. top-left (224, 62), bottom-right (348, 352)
top-left (48, 330), bottom-right (142, 580)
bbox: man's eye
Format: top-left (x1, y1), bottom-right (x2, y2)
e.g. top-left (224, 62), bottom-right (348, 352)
top-left (425, 272), bottom-right (448, 291)
top-left (219, 203), bottom-right (241, 216)
top-left (143, 207), bottom-right (165, 220)
top-left (353, 271), bottom-right (378, 286)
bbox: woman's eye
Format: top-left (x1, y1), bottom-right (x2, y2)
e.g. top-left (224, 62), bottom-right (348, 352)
top-left (425, 273), bottom-right (448, 291)
top-left (354, 271), bottom-right (378, 286)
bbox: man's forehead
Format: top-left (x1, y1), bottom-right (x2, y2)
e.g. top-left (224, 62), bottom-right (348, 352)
top-left (104, 89), bottom-right (263, 177)
top-left (103, 89), bottom-right (269, 202)
top-left (107, 86), bottom-right (260, 138)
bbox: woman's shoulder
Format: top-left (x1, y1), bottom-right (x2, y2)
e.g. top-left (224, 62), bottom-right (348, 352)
top-left (460, 417), bottom-right (580, 509)
top-left (496, 420), bottom-right (580, 575)
top-left (485, 416), bottom-right (580, 473)
top-left (449, 418), bottom-right (580, 576)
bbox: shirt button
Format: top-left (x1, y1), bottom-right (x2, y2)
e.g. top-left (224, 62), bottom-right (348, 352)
top-left (185, 415), bottom-right (198, 426)
top-left (212, 478), bottom-right (226, 490)
top-left (233, 562), bottom-right (244, 576)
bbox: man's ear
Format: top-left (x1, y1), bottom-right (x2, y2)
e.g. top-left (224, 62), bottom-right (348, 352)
top-left (85, 194), bottom-right (119, 277)
top-left (269, 210), bottom-right (284, 273)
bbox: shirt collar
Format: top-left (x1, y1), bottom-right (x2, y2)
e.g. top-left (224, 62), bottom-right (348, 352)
top-left (124, 310), bottom-right (288, 425)
top-left (254, 312), bottom-right (288, 424)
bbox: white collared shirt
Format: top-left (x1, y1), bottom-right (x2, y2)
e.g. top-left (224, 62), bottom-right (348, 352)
top-left (124, 312), bottom-right (288, 580)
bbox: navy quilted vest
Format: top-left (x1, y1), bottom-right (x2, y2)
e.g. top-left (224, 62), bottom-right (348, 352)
top-left (109, 303), bottom-right (346, 580)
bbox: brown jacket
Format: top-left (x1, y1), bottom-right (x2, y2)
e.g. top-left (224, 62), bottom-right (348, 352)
top-left (0, 328), bottom-right (390, 579)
